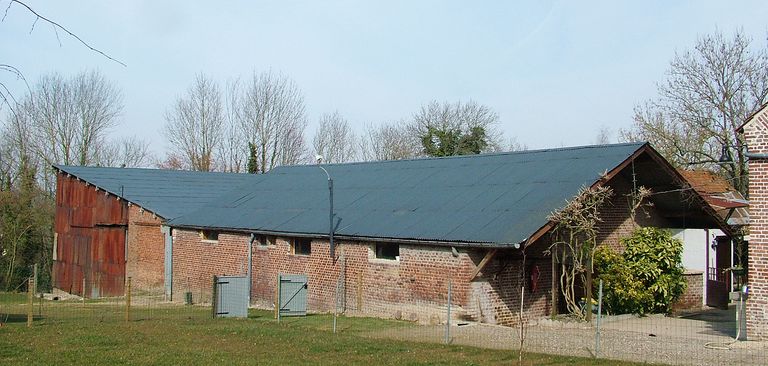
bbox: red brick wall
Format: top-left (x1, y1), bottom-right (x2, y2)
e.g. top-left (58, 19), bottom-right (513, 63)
top-left (596, 174), bottom-right (673, 253)
top-left (125, 205), bottom-right (164, 294)
top-left (251, 235), bottom-right (478, 323)
top-left (743, 110), bottom-right (768, 340)
top-left (470, 253), bottom-right (553, 326)
top-left (672, 271), bottom-right (704, 311)
top-left (172, 229), bottom-right (483, 323)
top-left (171, 230), bottom-right (250, 303)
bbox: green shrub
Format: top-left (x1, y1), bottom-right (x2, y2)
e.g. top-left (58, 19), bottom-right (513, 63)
top-left (594, 227), bottom-right (686, 315)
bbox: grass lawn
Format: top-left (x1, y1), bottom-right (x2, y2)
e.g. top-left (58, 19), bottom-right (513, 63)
top-left (1, 293), bottom-right (644, 365)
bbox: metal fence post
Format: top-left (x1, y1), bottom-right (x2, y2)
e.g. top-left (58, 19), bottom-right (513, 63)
top-left (445, 279), bottom-right (452, 344)
top-left (125, 277), bottom-right (132, 322)
top-left (596, 279), bottom-right (603, 358)
top-left (27, 277), bottom-right (34, 327)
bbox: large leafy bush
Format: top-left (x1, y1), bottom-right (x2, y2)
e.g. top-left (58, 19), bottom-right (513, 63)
top-left (594, 227), bottom-right (686, 315)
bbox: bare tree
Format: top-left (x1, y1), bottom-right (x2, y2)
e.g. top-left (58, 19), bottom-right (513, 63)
top-left (411, 100), bottom-right (505, 153)
top-left (29, 71), bottom-right (122, 167)
top-left (96, 136), bottom-right (153, 168)
top-left (0, 107), bottom-right (35, 188)
top-left (163, 74), bottom-right (224, 171)
top-left (313, 111), bottom-right (358, 163)
top-left (595, 126), bottom-right (613, 145)
top-left (217, 80), bottom-right (247, 173)
top-left (3, 70), bottom-right (123, 191)
top-left (508, 136), bottom-right (528, 152)
top-left (620, 30), bottom-right (768, 195)
top-left (232, 71), bottom-right (308, 173)
top-left (359, 120), bottom-right (421, 161)
top-left (155, 152), bottom-right (186, 170)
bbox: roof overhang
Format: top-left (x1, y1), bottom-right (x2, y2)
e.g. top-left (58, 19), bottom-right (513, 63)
top-left (168, 223), bottom-right (522, 249)
top-left (736, 101), bottom-right (768, 133)
top-left (523, 143), bottom-right (735, 247)
top-left (52, 165), bottom-right (168, 221)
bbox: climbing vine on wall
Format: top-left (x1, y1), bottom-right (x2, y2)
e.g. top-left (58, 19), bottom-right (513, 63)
top-left (547, 185), bottom-right (613, 320)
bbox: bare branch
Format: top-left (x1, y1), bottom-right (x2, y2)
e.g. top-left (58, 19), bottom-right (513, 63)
top-left (7, 0), bottom-right (126, 67)
top-left (619, 30), bottom-right (768, 195)
top-left (163, 74), bottom-right (225, 171)
top-left (359, 120), bottom-right (420, 161)
top-left (313, 111), bottom-right (359, 163)
top-left (233, 70), bottom-right (308, 172)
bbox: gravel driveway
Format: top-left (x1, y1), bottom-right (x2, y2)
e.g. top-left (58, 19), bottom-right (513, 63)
top-left (364, 308), bottom-right (767, 365)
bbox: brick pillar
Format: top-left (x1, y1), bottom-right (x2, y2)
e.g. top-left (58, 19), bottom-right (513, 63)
top-left (743, 110), bottom-right (768, 340)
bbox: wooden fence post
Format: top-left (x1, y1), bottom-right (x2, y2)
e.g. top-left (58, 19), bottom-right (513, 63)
top-left (212, 275), bottom-right (218, 319)
top-left (27, 277), bottom-right (33, 327)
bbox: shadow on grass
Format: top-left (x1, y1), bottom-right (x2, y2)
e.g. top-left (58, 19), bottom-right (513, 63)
top-left (0, 313), bottom-right (47, 323)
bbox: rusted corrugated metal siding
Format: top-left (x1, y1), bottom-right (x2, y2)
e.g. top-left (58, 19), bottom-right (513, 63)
top-left (53, 172), bottom-right (128, 297)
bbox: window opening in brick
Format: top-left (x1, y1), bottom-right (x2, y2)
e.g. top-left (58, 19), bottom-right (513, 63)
top-left (258, 235), bottom-right (275, 246)
top-left (376, 243), bottom-right (399, 260)
top-left (292, 238), bottom-right (311, 255)
top-left (200, 230), bottom-right (219, 241)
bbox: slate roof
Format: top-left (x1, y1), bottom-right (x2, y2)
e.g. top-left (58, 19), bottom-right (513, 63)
top-left (53, 165), bottom-right (263, 220)
top-left (169, 142), bottom-right (648, 247)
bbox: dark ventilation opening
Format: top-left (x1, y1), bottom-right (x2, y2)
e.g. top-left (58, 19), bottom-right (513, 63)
top-left (293, 238), bottom-right (311, 255)
top-left (201, 230), bottom-right (219, 241)
top-left (376, 243), bottom-right (399, 260)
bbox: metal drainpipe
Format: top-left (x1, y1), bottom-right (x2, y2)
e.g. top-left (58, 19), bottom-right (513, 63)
top-left (248, 234), bottom-right (255, 304)
top-left (746, 153), bottom-right (768, 160)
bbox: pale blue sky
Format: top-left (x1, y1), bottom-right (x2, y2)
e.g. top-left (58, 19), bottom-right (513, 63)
top-left (3, 1), bottom-right (768, 156)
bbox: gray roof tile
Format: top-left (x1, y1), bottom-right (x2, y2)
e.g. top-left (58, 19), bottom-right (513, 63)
top-left (169, 142), bottom-right (647, 246)
top-left (53, 165), bottom-right (263, 220)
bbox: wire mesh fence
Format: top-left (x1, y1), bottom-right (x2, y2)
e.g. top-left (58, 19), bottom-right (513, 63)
top-left (3, 269), bottom-right (768, 366)
top-left (1, 274), bottom-right (210, 327)
top-left (324, 274), bottom-right (768, 366)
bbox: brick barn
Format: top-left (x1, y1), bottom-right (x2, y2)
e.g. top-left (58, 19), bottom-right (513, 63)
top-left (163, 142), bottom-right (730, 325)
top-left (52, 165), bottom-right (259, 297)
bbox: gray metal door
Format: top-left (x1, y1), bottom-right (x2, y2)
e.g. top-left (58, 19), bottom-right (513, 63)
top-left (213, 275), bottom-right (249, 318)
top-left (279, 274), bottom-right (308, 316)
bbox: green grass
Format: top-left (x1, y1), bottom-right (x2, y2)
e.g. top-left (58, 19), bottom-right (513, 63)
top-left (1, 293), bottom-right (642, 366)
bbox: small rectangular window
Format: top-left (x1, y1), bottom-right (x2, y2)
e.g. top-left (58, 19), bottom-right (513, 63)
top-left (258, 235), bottom-right (275, 246)
top-left (292, 238), bottom-right (311, 255)
top-left (200, 230), bottom-right (219, 241)
top-left (375, 243), bottom-right (399, 260)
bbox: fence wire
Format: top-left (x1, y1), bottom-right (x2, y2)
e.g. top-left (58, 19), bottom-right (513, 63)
top-left (0, 275), bottom-right (210, 328)
top-left (3, 269), bottom-right (767, 366)
top-left (324, 274), bottom-right (767, 366)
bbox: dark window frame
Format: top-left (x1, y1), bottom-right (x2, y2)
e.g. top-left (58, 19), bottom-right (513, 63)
top-left (257, 235), bottom-right (276, 247)
top-left (375, 243), bottom-right (399, 260)
top-left (200, 230), bottom-right (219, 242)
top-left (292, 238), bottom-right (311, 255)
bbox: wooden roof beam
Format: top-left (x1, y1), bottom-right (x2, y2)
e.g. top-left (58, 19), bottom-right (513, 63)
top-left (471, 248), bottom-right (497, 280)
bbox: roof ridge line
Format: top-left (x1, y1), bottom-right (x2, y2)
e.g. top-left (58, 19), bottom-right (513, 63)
top-left (275, 142), bottom-right (647, 170)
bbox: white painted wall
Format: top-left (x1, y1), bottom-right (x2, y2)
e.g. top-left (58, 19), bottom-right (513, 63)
top-left (671, 228), bottom-right (725, 306)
